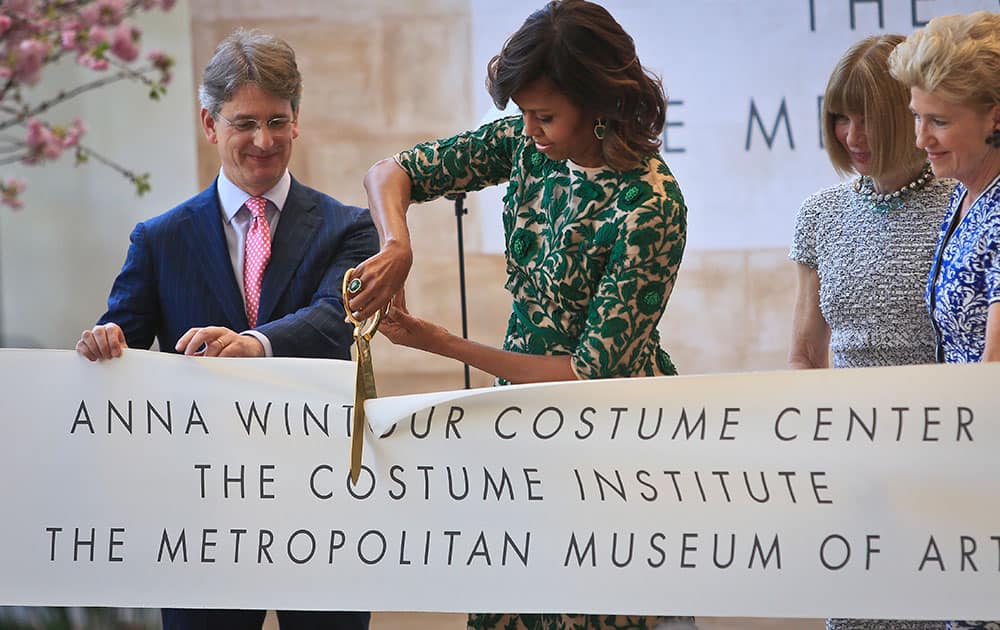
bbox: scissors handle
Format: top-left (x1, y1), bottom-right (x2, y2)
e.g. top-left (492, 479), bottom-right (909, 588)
top-left (342, 267), bottom-right (390, 340)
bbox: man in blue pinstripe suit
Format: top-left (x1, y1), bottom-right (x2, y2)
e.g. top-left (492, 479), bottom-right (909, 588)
top-left (75, 28), bottom-right (374, 630)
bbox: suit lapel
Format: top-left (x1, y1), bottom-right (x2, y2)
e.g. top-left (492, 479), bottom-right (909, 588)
top-left (181, 182), bottom-right (249, 329)
top-left (257, 178), bottom-right (321, 324)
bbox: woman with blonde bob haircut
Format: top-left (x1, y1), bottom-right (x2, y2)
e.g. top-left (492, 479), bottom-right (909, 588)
top-left (890, 14), bottom-right (1000, 629)
top-left (822, 35), bottom-right (927, 180)
top-left (789, 35), bottom-right (953, 376)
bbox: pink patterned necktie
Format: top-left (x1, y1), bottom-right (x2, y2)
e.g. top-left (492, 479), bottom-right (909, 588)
top-left (243, 196), bottom-right (271, 328)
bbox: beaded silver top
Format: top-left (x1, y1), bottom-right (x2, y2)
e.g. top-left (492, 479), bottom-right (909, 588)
top-left (790, 177), bottom-right (955, 368)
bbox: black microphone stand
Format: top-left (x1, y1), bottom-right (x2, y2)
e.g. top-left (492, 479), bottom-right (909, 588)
top-left (452, 193), bottom-right (471, 389)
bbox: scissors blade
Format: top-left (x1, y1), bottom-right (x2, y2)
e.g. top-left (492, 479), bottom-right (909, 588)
top-left (358, 337), bottom-right (377, 400)
top-left (349, 337), bottom-right (368, 485)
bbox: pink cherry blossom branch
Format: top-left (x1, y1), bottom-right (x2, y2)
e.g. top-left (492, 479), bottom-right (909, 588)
top-left (0, 141), bottom-right (26, 157)
top-left (1, 0), bottom-right (176, 208)
top-left (75, 143), bottom-right (150, 195)
top-left (0, 65), bottom-right (160, 132)
top-left (0, 153), bottom-right (27, 166)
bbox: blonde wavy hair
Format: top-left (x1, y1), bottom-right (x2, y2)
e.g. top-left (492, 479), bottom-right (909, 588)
top-left (889, 11), bottom-right (1000, 110)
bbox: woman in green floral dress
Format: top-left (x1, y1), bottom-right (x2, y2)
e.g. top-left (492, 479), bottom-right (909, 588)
top-left (347, 1), bottom-right (691, 628)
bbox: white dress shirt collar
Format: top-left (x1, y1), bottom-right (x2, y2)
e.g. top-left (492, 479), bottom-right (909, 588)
top-left (216, 168), bottom-right (291, 221)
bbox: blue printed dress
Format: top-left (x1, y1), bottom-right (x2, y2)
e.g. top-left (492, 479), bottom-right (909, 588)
top-left (927, 174), bottom-right (1000, 630)
top-left (926, 174), bottom-right (1000, 363)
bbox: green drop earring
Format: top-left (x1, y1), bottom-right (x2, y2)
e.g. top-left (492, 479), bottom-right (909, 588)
top-left (593, 118), bottom-right (607, 141)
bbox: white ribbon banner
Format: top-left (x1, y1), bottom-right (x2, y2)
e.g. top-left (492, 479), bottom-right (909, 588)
top-left (1, 349), bottom-right (997, 619)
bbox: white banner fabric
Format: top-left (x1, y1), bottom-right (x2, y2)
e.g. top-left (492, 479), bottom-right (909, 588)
top-left (1, 348), bottom-right (998, 619)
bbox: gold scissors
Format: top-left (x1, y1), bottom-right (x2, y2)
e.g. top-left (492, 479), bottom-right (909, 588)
top-left (342, 269), bottom-right (389, 485)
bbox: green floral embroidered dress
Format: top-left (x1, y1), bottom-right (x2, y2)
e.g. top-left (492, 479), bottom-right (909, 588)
top-left (396, 117), bottom-right (689, 630)
top-left (395, 116), bottom-right (686, 382)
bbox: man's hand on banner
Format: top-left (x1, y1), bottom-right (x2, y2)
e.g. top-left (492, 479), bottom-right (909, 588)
top-left (76, 322), bottom-right (128, 361)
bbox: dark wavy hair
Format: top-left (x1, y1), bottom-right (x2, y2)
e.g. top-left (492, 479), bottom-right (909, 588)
top-left (486, 0), bottom-right (666, 171)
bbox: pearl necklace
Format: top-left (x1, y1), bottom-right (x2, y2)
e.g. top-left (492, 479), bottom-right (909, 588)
top-left (853, 162), bottom-right (934, 213)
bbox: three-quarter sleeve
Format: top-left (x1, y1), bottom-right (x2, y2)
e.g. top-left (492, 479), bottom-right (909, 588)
top-left (394, 116), bottom-right (523, 203)
top-left (570, 173), bottom-right (687, 379)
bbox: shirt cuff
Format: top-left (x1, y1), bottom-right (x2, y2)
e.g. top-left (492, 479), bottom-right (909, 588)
top-left (241, 330), bottom-right (273, 357)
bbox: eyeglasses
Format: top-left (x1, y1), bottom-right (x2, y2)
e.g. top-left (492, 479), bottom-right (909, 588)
top-left (217, 113), bottom-right (295, 135)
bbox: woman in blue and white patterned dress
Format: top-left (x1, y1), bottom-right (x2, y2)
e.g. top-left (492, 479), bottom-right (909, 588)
top-left (889, 11), bottom-right (1000, 630)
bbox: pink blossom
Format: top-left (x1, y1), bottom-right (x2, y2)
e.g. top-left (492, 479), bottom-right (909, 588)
top-left (25, 119), bottom-right (45, 146)
top-left (4, 0), bottom-right (33, 15)
top-left (148, 49), bottom-right (168, 66)
top-left (76, 52), bottom-right (109, 71)
top-left (1, 177), bottom-right (27, 210)
top-left (61, 25), bottom-right (86, 51)
top-left (78, 4), bottom-right (101, 27)
top-left (95, 0), bottom-right (126, 26)
top-left (59, 118), bottom-right (87, 148)
top-left (17, 117), bottom-right (87, 169)
top-left (159, 0), bottom-right (178, 9)
top-left (24, 118), bottom-right (63, 163)
top-left (14, 39), bottom-right (50, 85)
top-left (110, 23), bottom-right (140, 62)
top-left (0, 16), bottom-right (13, 37)
top-left (147, 49), bottom-right (173, 84)
top-left (147, 49), bottom-right (173, 72)
top-left (28, 14), bottom-right (55, 36)
top-left (88, 25), bottom-right (110, 47)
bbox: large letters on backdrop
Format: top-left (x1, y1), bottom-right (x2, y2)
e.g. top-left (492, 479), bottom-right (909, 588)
top-left (469, 0), bottom-right (1000, 251)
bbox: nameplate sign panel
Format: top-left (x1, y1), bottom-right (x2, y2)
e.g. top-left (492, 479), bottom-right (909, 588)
top-left (0, 349), bottom-right (996, 619)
